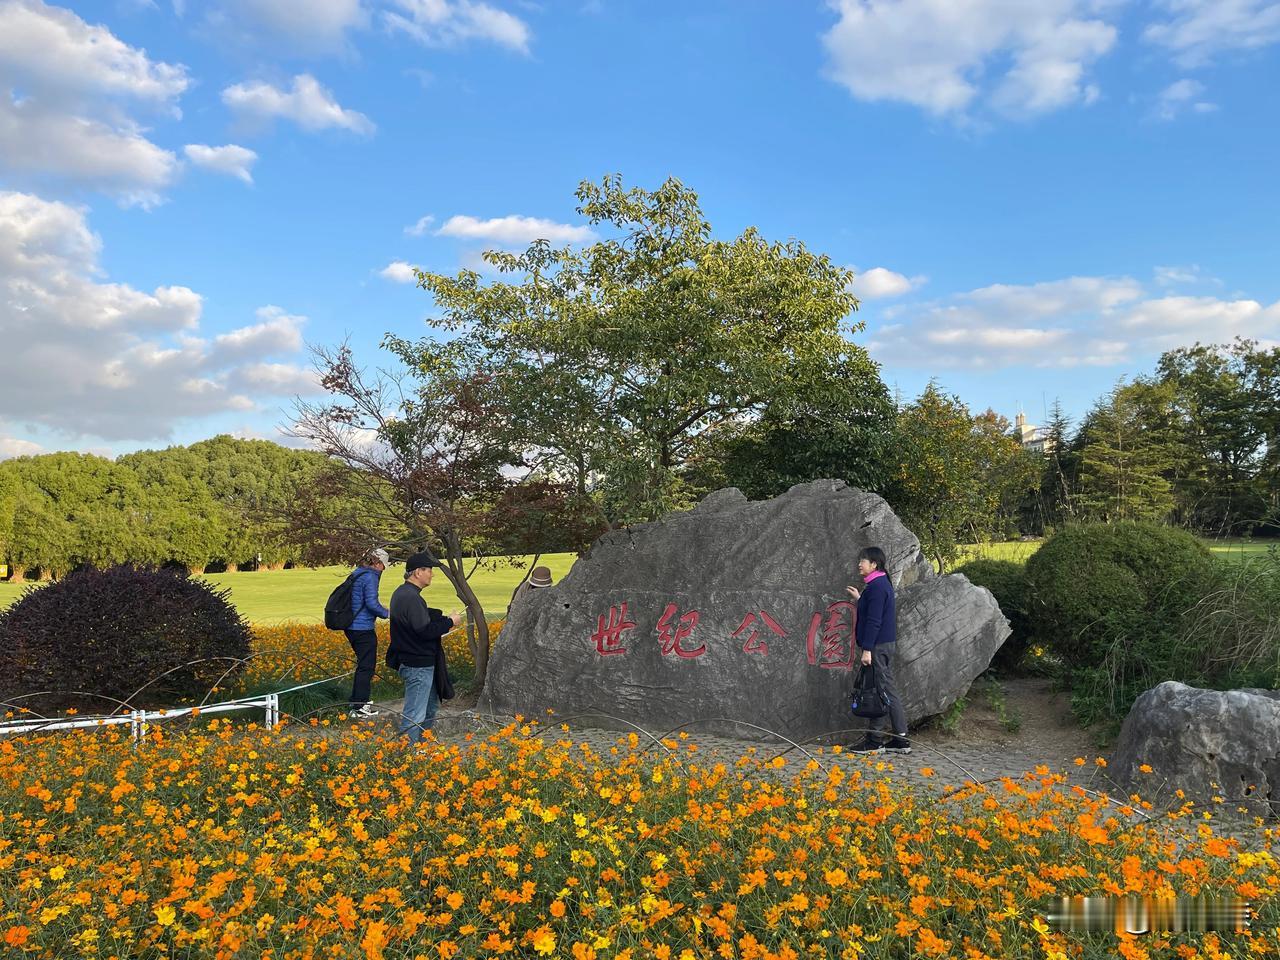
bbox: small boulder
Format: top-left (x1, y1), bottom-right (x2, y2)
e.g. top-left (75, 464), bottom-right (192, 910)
top-left (1110, 681), bottom-right (1280, 819)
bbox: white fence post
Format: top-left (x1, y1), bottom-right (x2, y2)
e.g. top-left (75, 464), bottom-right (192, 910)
top-left (130, 710), bottom-right (146, 744)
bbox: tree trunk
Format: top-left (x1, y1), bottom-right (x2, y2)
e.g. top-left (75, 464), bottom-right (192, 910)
top-left (9, 568), bottom-right (24, 583)
top-left (226, 562), bottom-right (240, 573)
top-left (440, 533), bottom-right (490, 688)
top-left (187, 565), bottom-right (205, 575)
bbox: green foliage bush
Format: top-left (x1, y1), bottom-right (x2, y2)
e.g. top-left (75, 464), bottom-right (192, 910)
top-left (1025, 522), bottom-right (1212, 727)
top-left (0, 565), bottom-right (253, 715)
top-left (954, 559), bottom-right (1031, 670)
top-left (1174, 548), bottom-right (1280, 691)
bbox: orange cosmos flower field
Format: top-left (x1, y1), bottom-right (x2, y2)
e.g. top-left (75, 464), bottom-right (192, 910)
top-left (1, 711), bottom-right (1277, 960)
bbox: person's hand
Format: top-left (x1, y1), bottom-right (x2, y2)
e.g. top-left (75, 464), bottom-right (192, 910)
top-left (845, 585), bottom-right (861, 601)
top-left (860, 648), bottom-right (872, 667)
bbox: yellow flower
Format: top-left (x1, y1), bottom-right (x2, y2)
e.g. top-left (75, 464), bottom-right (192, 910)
top-left (531, 927), bottom-right (556, 956)
top-left (154, 905), bottom-right (177, 927)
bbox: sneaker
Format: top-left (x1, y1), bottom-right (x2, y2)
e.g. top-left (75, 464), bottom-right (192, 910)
top-left (850, 737), bottom-right (885, 754)
top-left (352, 704), bottom-right (380, 719)
top-left (883, 736), bottom-right (912, 754)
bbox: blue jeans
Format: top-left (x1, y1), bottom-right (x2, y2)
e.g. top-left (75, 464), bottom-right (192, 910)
top-left (398, 664), bottom-right (439, 743)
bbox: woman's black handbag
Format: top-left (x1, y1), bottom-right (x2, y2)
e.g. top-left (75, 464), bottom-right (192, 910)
top-left (850, 659), bottom-right (891, 719)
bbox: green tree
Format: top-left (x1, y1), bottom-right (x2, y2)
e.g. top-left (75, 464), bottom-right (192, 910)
top-left (712, 351), bottom-right (897, 500)
top-left (3, 453), bottom-right (149, 577)
top-left (1036, 399), bottom-right (1078, 532)
top-left (890, 384), bottom-right (984, 571)
top-left (415, 174), bottom-right (865, 525)
top-left (1076, 380), bottom-right (1179, 523)
top-left (1156, 341), bottom-right (1267, 535)
top-left (118, 447), bottom-right (227, 573)
top-left (287, 344), bottom-right (592, 687)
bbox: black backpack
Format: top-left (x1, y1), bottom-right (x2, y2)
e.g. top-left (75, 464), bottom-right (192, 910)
top-left (850, 660), bottom-right (891, 719)
top-left (324, 572), bottom-right (357, 630)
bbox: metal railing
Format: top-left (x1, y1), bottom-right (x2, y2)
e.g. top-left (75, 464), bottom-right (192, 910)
top-left (0, 674), bottom-right (346, 742)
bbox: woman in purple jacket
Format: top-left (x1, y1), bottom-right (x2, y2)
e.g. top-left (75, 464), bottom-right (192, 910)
top-left (345, 548), bottom-right (392, 718)
top-left (846, 546), bottom-right (910, 755)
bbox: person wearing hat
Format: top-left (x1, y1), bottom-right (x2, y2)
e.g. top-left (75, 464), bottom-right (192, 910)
top-left (387, 550), bottom-right (463, 743)
top-left (506, 564), bottom-right (553, 617)
top-left (345, 547), bottom-right (392, 719)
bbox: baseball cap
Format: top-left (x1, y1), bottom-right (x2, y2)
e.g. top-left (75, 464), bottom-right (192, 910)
top-left (405, 550), bottom-right (440, 572)
top-left (370, 548), bottom-right (391, 565)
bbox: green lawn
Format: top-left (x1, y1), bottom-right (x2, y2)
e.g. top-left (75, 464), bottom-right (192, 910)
top-left (958, 536), bottom-right (1273, 566)
top-left (0, 553), bottom-right (580, 625)
top-left (1, 538), bottom-right (1272, 621)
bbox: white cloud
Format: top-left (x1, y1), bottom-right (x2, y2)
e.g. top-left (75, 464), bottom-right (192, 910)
top-left (222, 74), bottom-right (375, 135)
top-left (821, 0), bottom-right (1116, 118)
top-left (1154, 263), bottom-right (1220, 286)
top-left (866, 275), bottom-right (1137, 370)
top-left (183, 143), bottom-right (258, 183)
top-left (1145, 0), bottom-right (1280, 67)
top-left (228, 362), bottom-right (321, 394)
top-left (1153, 78), bottom-right (1217, 120)
top-left (1117, 295), bottom-right (1280, 347)
top-left (849, 266), bottom-right (922, 299)
top-left (0, 1), bottom-right (188, 204)
top-left (866, 272), bottom-right (1280, 371)
top-left (217, 0), bottom-right (369, 51)
top-left (0, 190), bottom-right (320, 442)
top-left (379, 260), bottom-right (418, 282)
top-left (437, 213), bottom-right (595, 246)
top-left (0, 0), bottom-right (189, 104)
top-left (404, 214), bottom-right (435, 236)
top-left (384, 0), bottom-right (532, 53)
top-left (0, 435), bottom-right (43, 459)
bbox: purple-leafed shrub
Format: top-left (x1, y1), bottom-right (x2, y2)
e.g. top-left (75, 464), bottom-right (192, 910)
top-left (0, 564), bottom-right (253, 715)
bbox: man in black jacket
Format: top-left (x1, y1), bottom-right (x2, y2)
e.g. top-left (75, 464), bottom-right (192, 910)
top-left (388, 551), bottom-right (461, 743)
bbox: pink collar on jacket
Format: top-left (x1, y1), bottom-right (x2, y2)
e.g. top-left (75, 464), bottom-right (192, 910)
top-left (863, 570), bottom-right (887, 584)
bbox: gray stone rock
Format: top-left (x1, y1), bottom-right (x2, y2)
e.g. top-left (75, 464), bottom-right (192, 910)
top-left (481, 480), bottom-right (1009, 740)
top-left (1110, 681), bottom-right (1280, 818)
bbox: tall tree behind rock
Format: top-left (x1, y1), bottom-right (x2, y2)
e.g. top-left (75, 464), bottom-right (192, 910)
top-left (415, 175), bottom-right (866, 527)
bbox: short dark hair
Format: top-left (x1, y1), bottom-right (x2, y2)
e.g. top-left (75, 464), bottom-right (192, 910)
top-left (857, 546), bottom-right (888, 573)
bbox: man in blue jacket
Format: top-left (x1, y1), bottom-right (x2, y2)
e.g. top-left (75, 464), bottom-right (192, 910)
top-left (846, 546), bottom-right (910, 755)
top-left (345, 548), bottom-right (392, 718)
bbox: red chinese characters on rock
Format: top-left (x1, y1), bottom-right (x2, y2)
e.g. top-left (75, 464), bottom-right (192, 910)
top-left (731, 610), bottom-right (787, 655)
top-left (590, 602), bottom-right (636, 656)
top-left (806, 600), bottom-right (857, 670)
top-left (656, 603), bottom-right (704, 658)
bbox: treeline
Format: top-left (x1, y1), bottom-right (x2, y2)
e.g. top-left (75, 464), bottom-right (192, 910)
top-left (704, 339), bottom-right (1279, 570)
top-left (0, 436), bottom-right (328, 580)
top-left (1041, 339), bottom-right (1279, 537)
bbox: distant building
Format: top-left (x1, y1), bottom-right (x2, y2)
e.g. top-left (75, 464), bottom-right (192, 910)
top-left (1015, 411), bottom-right (1054, 455)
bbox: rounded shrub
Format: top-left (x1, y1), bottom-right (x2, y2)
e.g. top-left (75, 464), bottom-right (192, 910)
top-left (1025, 522), bottom-right (1210, 668)
top-left (954, 559), bottom-right (1031, 670)
top-left (0, 564), bottom-right (253, 715)
top-left (1025, 523), bottom-right (1212, 727)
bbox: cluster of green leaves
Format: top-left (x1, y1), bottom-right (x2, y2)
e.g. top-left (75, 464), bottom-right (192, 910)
top-left (0, 564), bottom-right (253, 714)
top-left (0, 436), bottom-right (329, 578)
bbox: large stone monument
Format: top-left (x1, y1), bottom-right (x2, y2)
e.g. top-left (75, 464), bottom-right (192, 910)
top-left (480, 480), bottom-right (1009, 739)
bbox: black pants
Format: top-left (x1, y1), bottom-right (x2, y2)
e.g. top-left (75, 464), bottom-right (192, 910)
top-left (344, 629), bottom-right (378, 707)
top-left (870, 642), bottom-right (908, 741)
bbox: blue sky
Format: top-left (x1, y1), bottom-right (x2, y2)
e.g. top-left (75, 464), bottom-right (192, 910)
top-left (1, 0), bottom-right (1277, 459)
